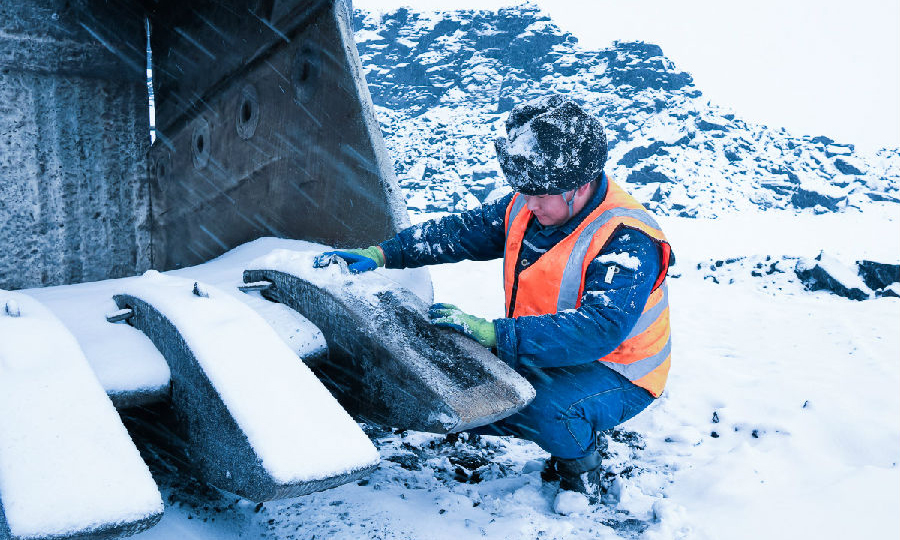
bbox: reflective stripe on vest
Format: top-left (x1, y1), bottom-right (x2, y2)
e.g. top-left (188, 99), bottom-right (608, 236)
top-left (506, 195), bottom-right (528, 237)
top-left (503, 179), bottom-right (672, 397)
top-left (624, 284), bottom-right (668, 340)
top-left (603, 335), bottom-right (671, 380)
top-left (504, 194), bottom-right (529, 268)
top-left (558, 208), bottom-right (662, 311)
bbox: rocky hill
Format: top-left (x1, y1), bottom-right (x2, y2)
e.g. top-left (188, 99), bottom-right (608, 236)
top-left (353, 6), bottom-right (900, 218)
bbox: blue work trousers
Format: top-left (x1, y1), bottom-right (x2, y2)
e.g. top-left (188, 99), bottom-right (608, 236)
top-left (472, 361), bottom-right (655, 459)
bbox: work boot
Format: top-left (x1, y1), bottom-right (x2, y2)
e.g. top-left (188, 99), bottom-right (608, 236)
top-left (546, 449), bottom-right (604, 514)
top-left (554, 450), bottom-right (603, 502)
top-left (542, 451), bottom-right (603, 500)
top-left (542, 432), bottom-right (607, 491)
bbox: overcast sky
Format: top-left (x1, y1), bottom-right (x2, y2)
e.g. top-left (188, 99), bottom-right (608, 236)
top-left (355, 0), bottom-right (900, 154)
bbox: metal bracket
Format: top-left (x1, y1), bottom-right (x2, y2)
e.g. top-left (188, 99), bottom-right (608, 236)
top-left (237, 280), bottom-right (273, 293)
top-left (4, 300), bottom-right (21, 317)
top-left (105, 308), bottom-right (134, 324)
top-left (192, 282), bottom-right (209, 298)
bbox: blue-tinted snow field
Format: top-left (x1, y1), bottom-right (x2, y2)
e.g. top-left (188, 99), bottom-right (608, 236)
top-left (5, 4), bottom-right (898, 540)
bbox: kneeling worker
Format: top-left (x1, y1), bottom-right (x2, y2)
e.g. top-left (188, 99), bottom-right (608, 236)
top-left (317, 95), bottom-right (673, 502)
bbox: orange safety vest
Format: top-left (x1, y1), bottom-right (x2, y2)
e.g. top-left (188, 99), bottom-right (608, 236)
top-left (503, 179), bottom-right (673, 397)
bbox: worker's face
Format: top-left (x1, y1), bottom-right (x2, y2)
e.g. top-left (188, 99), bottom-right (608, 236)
top-left (522, 190), bottom-right (577, 227)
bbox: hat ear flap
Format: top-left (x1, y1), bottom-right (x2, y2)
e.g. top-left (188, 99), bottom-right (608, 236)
top-left (495, 136), bottom-right (534, 194)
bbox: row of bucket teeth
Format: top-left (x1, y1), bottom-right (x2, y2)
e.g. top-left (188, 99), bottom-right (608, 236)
top-left (1, 260), bottom-right (534, 540)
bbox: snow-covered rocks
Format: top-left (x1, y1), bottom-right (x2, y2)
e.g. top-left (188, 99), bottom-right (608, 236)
top-left (353, 6), bottom-right (900, 218)
top-left (794, 253), bottom-right (900, 301)
top-left (112, 272), bottom-right (379, 501)
top-left (857, 260), bottom-right (900, 296)
top-left (658, 211), bottom-right (900, 301)
top-left (795, 253), bottom-right (872, 301)
top-left (688, 253), bottom-right (900, 301)
top-left (0, 291), bottom-right (163, 539)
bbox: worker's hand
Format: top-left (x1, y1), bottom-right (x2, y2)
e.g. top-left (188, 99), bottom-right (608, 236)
top-left (313, 246), bottom-right (385, 274)
top-left (429, 303), bottom-right (497, 348)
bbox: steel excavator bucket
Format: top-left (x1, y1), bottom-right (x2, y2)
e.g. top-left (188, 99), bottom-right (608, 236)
top-left (0, 2), bottom-right (534, 538)
top-left (1, 0), bottom-right (408, 289)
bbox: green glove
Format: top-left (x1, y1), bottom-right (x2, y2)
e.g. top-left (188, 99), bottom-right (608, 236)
top-left (313, 246), bottom-right (385, 274)
top-left (429, 303), bottom-right (497, 348)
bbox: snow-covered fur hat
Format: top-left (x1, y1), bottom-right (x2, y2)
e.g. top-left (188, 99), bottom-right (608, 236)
top-left (495, 95), bottom-right (607, 195)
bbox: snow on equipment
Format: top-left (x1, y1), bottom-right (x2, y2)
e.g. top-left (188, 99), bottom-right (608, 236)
top-left (243, 250), bottom-right (537, 433)
top-left (25, 251), bottom-right (331, 410)
top-left (25, 279), bottom-right (173, 409)
top-left (2, 0), bottom-right (408, 290)
top-left (0, 291), bottom-right (163, 540)
top-left (110, 273), bottom-right (380, 501)
top-left (229, 287), bottom-right (329, 365)
top-left (3, 0), bottom-right (429, 533)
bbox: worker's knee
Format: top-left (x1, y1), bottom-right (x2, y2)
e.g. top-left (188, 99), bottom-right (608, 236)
top-left (483, 364), bottom-right (656, 459)
top-left (507, 391), bottom-right (608, 459)
top-left (518, 381), bottom-right (653, 458)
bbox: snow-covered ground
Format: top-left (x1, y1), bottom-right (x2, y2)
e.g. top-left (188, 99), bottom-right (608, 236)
top-left (15, 214), bottom-right (895, 539)
top-left (109, 207), bottom-right (898, 540)
top-left (7, 213), bottom-right (899, 540)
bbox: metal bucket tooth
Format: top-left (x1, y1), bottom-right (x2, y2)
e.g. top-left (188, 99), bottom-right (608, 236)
top-left (0, 291), bottom-right (163, 540)
top-left (243, 256), bottom-right (535, 434)
top-left (112, 274), bottom-right (379, 502)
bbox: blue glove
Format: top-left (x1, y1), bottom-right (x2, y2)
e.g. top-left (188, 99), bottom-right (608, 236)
top-left (313, 246), bottom-right (385, 274)
top-left (429, 303), bottom-right (497, 348)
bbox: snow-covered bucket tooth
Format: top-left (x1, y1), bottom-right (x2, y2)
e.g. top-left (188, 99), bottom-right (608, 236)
top-left (242, 250), bottom-right (536, 434)
top-left (0, 291), bottom-right (163, 540)
top-left (231, 289), bottom-right (328, 366)
top-left (23, 279), bottom-right (173, 410)
top-left (111, 273), bottom-right (379, 502)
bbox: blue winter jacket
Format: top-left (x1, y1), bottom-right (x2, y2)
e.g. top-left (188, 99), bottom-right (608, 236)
top-left (379, 173), bottom-right (663, 371)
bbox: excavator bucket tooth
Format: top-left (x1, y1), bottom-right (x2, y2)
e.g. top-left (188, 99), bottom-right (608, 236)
top-left (0, 291), bottom-right (163, 540)
top-left (112, 274), bottom-right (379, 502)
top-left (243, 251), bottom-right (536, 434)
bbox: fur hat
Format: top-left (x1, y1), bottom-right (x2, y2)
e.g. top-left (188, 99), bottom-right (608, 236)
top-left (494, 95), bottom-right (607, 195)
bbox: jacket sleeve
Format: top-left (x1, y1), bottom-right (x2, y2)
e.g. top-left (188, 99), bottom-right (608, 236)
top-left (493, 226), bottom-right (663, 370)
top-left (378, 193), bottom-right (513, 268)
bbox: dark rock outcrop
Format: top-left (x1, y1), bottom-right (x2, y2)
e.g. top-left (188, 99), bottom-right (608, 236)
top-left (795, 256), bottom-right (869, 301)
top-left (856, 260), bottom-right (900, 292)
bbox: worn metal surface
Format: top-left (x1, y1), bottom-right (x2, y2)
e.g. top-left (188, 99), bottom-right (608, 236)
top-left (113, 291), bottom-right (375, 501)
top-left (0, 0), bottom-right (151, 290)
top-left (147, 0), bottom-right (409, 270)
top-left (242, 268), bottom-right (536, 433)
top-left (2, 0), bottom-right (410, 292)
